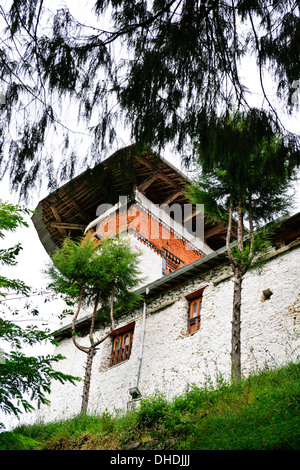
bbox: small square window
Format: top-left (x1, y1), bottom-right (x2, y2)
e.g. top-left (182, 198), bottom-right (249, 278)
top-left (110, 323), bottom-right (134, 366)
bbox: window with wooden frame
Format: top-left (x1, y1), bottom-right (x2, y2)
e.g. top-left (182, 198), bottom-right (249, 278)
top-left (110, 322), bottom-right (135, 366)
top-left (186, 288), bottom-right (206, 335)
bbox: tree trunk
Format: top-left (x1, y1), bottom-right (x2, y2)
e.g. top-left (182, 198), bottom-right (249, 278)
top-left (231, 266), bottom-right (243, 381)
top-left (77, 286), bottom-right (117, 414)
top-left (72, 286), bottom-right (89, 354)
top-left (81, 346), bottom-right (96, 413)
top-left (80, 291), bottom-right (101, 413)
top-left (229, 195), bottom-right (245, 381)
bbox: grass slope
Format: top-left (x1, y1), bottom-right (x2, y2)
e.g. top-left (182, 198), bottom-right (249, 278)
top-left (1, 361), bottom-right (300, 450)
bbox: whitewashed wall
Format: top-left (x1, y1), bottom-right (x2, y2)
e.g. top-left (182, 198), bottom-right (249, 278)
top-left (36, 244), bottom-right (300, 423)
top-left (126, 233), bottom-right (163, 287)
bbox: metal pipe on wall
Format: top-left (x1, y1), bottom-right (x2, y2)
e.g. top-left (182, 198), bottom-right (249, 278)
top-left (129, 288), bottom-right (149, 400)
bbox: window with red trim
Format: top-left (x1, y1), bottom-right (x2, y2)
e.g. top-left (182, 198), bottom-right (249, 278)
top-left (186, 287), bottom-right (206, 335)
top-left (188, 297), bottom-right (202, 334)
top-left (110, 328), bottom-right (134, 366)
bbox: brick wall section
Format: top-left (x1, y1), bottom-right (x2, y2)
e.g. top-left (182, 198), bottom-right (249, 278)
top-left (94, 204), bottom-right (204, 270)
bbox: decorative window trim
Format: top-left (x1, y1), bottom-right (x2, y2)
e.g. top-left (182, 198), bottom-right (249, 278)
top-left (186, 287), bottom-right (207, 335)
top-left (110, 322), bottom-right (135, 367)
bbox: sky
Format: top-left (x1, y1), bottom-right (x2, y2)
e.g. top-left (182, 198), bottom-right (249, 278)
top-left (0, 0), bottom-right (300, 430)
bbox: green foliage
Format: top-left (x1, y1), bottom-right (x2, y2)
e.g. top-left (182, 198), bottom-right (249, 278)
top-left (0, 352), bottom-right (79, 419)
top-left (189, 109), bottom-right (299, 380)
top-left (0, 201), bottom-right (32, 297)
top-left (190, 109), bottom-right (299, 224)
top-left (189, 108), bottom-right (300, 272)
top-left (46, 233), bottom-right (143, 313)
top-left (46, 234), bottom-right (102, 304)
top-left (0, 201), bottom-right (31, 236)
top-left (0, 431), bottom-right (40, 450)
top-left (0, 1), bottom-right (299, 196)
top-left (0, 200), bottom-right (80, 429)
top-left (1, 361), bottom-right (299, 450)
top-left (135, 392), bottom-right (169, 427)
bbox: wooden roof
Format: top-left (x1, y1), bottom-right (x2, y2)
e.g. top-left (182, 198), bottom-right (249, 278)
top-left (32, 144), bottom-right (228, 255)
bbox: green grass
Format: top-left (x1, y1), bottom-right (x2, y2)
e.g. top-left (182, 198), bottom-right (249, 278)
top-left (1, 361), bottom-right (300, 450)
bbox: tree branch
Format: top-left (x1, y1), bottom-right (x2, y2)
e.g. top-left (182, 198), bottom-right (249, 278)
top-left (89, 290), bottom-right (100, 346)
top-left (248, 8), bottom-right (285, 130)
top-left (237, 195), bottom-right (244, 252)
top-left (72, 285), bottom-right (89, 354)
top-left (248, 195), bottom-right (255, 262)
top-left (102, 0), bottom-right (179, 45)
top-left (92, 329), bottom-right (113, 349)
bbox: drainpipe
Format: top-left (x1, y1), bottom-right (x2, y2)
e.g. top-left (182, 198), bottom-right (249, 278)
top-left (129, 288), bottom-right (148, 400)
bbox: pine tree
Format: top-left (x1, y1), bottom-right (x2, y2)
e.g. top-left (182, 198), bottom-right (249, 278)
top-left (46, 233), bottom-right (143, 413)
top-left (188, 109), bottom-right (300, 380)
top-left (0, 1), bottom-right (299, 197)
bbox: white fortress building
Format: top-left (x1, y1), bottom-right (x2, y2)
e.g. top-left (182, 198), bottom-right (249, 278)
top-left (32, 145), bottom-right (300, 421)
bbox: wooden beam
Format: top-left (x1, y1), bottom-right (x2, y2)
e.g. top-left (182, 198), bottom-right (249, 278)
top-left (51, 222), bottom-right (86, 231)
top-left (204, 225), bottom-right (226, 239)
top-left (162, 191), bottom-right (182, 205)
top-left (138, 156), bottom-right (180, 190)
top-left (282, 227), bottom-right (300, 242)
top-left (71, 198), bottom-right (89, 222)
top-left (50, 205), bottom-right (67, 236)
top-left (138, 170), bottom-right (160, 194)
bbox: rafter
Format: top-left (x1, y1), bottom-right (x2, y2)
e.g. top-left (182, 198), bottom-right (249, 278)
top-left (138, 170), bottom-right (160, 194)
top-left (204, 225), bottom-right (226, 239)
top-left (50, 205), bottom-right (67, 236)
top-left (51, 222), bottom-right (86, 231)
top-left (162, 191), bottom-right (182, 204)
top-left (71, 198), bottom-right (89, 222)
top-left (138, 156), bottom-right (181, 190)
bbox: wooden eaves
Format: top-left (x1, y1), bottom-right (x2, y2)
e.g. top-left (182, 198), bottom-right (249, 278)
top-left (32, 144), bottom-right (229, 256)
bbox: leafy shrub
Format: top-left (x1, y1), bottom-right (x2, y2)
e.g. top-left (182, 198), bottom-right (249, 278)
top-left (136, 392), bottom-right (169, 426)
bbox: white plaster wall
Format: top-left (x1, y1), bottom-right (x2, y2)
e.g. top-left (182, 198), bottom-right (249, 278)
top-left (125, 233), bottom-right (163, 287)
top-left (36, 245), bottom-right (300, 423)
top-left (241, 249), bottom-right (300, 374)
